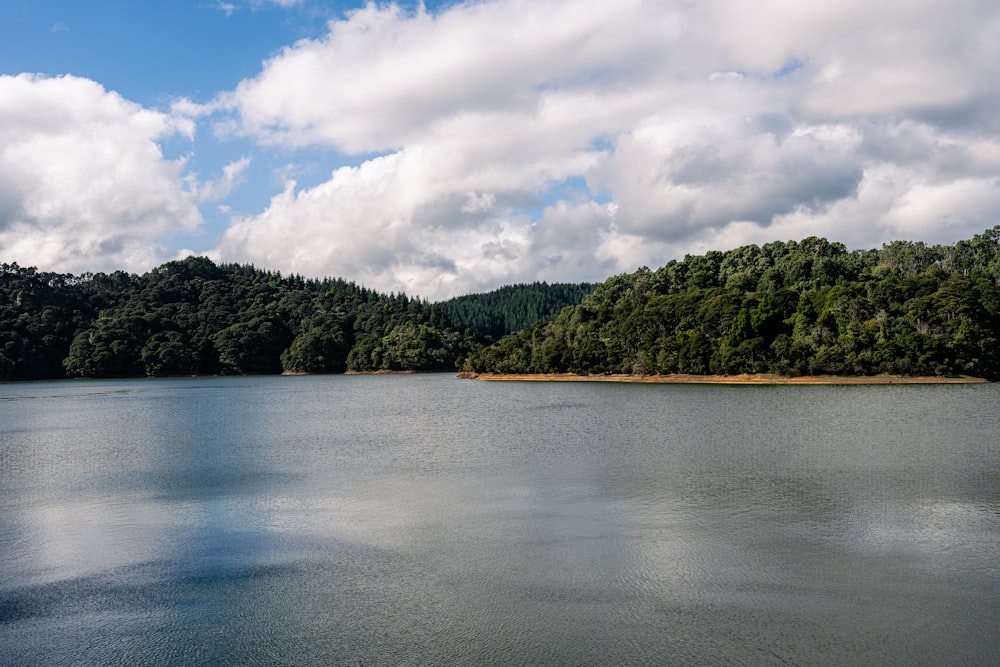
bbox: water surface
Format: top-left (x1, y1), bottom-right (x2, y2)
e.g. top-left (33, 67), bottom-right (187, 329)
top-left (2, 375), bottom-right (998, 665)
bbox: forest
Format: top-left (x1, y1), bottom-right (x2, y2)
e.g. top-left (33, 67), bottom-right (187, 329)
top-left (464, 227), bottom-right (1000, 380)
top-left (3, 226), bottom-right (1000, 381)
top-left (437, 282), bottom-right (596, 340)
top-left (0, 256), bottom-right (588, 381)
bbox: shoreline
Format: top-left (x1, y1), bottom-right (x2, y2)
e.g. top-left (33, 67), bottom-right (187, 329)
top-left (457, 372), bottom-right (989, 385)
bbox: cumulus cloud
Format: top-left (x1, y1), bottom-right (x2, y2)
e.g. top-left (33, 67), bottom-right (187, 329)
top-left (191, 156), bottom-right (252, 202)
top-left (9, 0), bottom-right (998, 298)
top-left (0, 74), bottom-right (203, 274)
top-left (592, 117), bottom-right (866, 242)
top-left (203, 0), bottom-right (1000, 298)
top-left (222, 0), bottom-right (682, 152)
top-left (216, 152), bottom-right (534, 299)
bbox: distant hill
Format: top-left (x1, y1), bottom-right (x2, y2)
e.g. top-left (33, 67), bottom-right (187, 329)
top-left (0, 256), bottom-right (478, 380)
top-left (0, 257), bottom-right (598, 381)
top-left (436, 282), bottom-right (597, 340)
top-left (463, 227), bottom-right (1000, 380)
top-left (6, 227), bottom-right (1000, 381)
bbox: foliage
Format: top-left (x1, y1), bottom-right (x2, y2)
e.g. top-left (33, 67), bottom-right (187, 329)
top-left (436, 282), bottom-right (597, 340)
top-left (464, 226), bottom-right (1000, 380)
top-left (5, 227), bottom-right (1000, 381)
top-left (1, 263), bottom-right (94, 381)
top-left (1, 259), bottom-right (594, 380)
top-left (1, 256), bottom-right (477, 380)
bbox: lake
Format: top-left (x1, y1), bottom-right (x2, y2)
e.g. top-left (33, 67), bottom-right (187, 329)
top-left (1, 374), bottom-right (998, 665)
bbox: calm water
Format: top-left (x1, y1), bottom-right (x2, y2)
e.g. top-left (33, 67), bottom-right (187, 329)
top-left (1, 374), bottom-right (998, 665)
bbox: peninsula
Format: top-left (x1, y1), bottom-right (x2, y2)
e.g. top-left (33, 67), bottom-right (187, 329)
top-left (462, 227), bottom-right (1000, 382)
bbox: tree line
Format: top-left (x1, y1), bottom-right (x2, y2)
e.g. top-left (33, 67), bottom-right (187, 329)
top-left (464, 227), bottom-right (1000, 380)
top-left (5, 227), bottom-right (1000, 382)
top-left (0, 256), bottom-right (591, 381)
top-left (437, 282), bottom-right (597, 340)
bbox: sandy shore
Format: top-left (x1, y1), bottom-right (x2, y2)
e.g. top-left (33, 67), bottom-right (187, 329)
top-left (457, 372), bottom-right (988, 384)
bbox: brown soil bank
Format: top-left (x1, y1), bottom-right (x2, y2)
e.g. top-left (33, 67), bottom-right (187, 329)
top-left (457, 372), bottom-right (988, 385)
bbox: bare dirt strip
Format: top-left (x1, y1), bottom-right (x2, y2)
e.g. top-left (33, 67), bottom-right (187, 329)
top-left (457, 372), bottom-right (988, 384)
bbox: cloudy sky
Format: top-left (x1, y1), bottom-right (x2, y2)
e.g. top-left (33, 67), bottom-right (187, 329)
top-left (2, 0), bottom-right (999, 299)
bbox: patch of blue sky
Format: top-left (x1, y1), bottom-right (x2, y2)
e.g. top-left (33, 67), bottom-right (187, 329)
top-left (0, 1), bottom-right (326, 106)
top-left (772, 58), bottom-right (805, 79)
top-left (553, 175), bottom-right (610, 203)
top-left (399, 0), bottom-right (466, 14)
top-left (515, 175), bottom-right (611, 224)
top-left (180, 141), bottom-right (402, 251)
top-left (588, 135), bottom-right (616, 153)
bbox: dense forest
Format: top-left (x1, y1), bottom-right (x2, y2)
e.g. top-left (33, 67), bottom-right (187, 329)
top-left (437, 282), bottom-right (596, 340)
top-left (0, 256), bottom-right (591, 381)
top-left (464, 227), bottom-right (1000, 380)
top-left (5, 227), bottom-right (1000, 382)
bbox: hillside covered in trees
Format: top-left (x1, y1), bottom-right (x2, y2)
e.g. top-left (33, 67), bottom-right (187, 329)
top-left (464, 227), bottom-right (1000, 380)
top-left (437, 282), bottom-right (597, 341)
top-left (0, 257), bottom-right (591, 381)
top-left (5, 227), bottom-right (1000, 382)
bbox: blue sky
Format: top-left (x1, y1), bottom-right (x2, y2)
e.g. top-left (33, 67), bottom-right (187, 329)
top-left (2, 0), bottom-right (999, 299)
top-left (1, 1), bottom-right (389, 252)
top-left (0, 1), bottom-right (342, 100)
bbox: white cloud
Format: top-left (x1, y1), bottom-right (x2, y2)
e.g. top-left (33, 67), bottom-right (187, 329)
top-left (214, 141), bottom-right (621, 299)
top-left (215, 151), bottom-right (530, 299)
top-left (216, 0), bottom-right (302, 14)
top-left (461, 192), bottom-right (496, 214)
top-left (684, 162), bottom-right (1000, 258)
top-left (590, 117), bottom-right (866, 243)
top-left (204, 0), bottom-right (1000, 297)
top-left (191, 156), bottom-right (252, 202)
top-left (0, 74), bottom-right (203, 274)
top-left (223, 0), bottom-right (999, 149)
top-left (222, 0), bottom-right (684, 152)
top-left (9, 0), bottom-right (999, 298)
